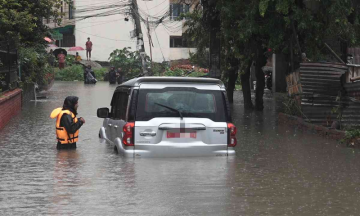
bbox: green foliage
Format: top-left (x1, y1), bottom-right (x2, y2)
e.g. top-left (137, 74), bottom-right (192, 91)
top-left (185, 0), bottom-right (360, 79)
top-left (19, 47), bottom-right (54, 88)
top-left (164, 68), bottom-right (185, 77)
top-left (54, 65), bottom-right (83, 81)
top-left (189, 50), bottom-right (209, 69)
top-left (66, 55), bottom-right (76, 66)
top-left (164, 68), bottom-right (206, 78)
top-left (94, 68), bottom-right (107, 81)
top-left (342, 128), bottom-right (360, 146)
top-left (345, 129), bottom-right (360, 140)
top-left (0, 0), bottom-right (70, 46)
top-left (183, 6), bottom-right (210, 69)
top-left (151, 62), bottom-right (167, 76)
top-left (282, 95), bottom-right (308, 120)
top-left (108, 47), bottom-right (150, 79)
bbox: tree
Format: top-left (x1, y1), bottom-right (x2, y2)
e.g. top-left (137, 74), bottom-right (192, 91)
top-left (0, 0), bottom-right (68, 46)
top-left (185, 0), bottom-right (360, 110)
top-left (220, 0), bottom-right (360, 110)
top-left (108, 47), bottom-right (150, 79)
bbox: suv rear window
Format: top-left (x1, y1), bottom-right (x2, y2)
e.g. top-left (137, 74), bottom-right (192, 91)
top-left (135, 88), bottom-right (227, 122)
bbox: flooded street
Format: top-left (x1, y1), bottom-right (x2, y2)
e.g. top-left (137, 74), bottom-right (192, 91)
top-left (1, 81), bottom-right (360, 215)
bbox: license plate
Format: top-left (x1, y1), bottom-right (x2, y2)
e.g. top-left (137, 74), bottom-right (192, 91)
top-left (167, 131), bottom-right (197, 139)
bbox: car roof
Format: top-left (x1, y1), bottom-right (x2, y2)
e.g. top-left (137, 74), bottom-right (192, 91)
top-left (117, 77), bottom-right (225, 90)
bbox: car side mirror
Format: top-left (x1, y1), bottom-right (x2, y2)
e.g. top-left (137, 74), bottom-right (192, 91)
top-left (97, 107), bottom-right (110, 118)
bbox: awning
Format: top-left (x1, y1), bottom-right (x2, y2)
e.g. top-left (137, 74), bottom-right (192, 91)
top-left (51, 30), bottom-right (63, 40)
top-left (54, 25), bottom-right (75, 34)
top-left (50, 25), bottom-right (75, 41)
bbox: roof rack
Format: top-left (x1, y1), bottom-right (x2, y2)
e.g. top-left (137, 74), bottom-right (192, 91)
top-left (118, 76), bottom-right (225, 89)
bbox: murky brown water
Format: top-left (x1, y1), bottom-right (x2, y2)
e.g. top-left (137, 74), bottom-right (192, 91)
top-left (1, 81), bottom-right (360, 215)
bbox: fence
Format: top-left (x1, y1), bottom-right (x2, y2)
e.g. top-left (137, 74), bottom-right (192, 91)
top-left (286, 62), bottom-right (360, 128)
top-left (0, 41), bottom-right (18, 92)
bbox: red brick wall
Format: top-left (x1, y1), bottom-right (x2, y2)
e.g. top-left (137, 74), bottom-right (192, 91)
top-left (0, 89), bottom-right (22, 130)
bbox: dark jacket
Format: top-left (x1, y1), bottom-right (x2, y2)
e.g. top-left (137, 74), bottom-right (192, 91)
top-left (58, 96), bottom-right (83, 148)
top-left (109, 69), bottom-right (117, 83)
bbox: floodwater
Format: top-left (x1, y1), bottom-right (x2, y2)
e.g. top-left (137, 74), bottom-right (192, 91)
top-left (0, 81), bottom-right (360, 216)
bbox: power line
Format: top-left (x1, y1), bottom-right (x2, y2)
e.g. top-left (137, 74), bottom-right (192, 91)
top-left (154, 30), bottom-right (166, 62)
top-left (144, 1), bottom-right (165, 62)
top-left (76, 29), bottom-right (138, 42)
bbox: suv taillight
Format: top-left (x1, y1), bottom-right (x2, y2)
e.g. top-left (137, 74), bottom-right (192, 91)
top-left (227, 123), bottom-right (237, 147)
top-left (123, 122), bottom-right (135, 146)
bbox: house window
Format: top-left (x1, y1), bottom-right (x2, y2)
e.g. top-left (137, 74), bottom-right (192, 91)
top-left (184, 4), bottom-right (190, 13)
top-left (62, 33), bottom-right (75, 47)
top-left (170, 36), bottom-right (195, 48)
top-left (170, 3), bottom-right (190, 20)
top-left (170, 36), bottom-right (183, 48)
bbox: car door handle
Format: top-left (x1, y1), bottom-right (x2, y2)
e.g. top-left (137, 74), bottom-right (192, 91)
top-left (108, 124), bottom-right (113, 127)
top-left (114, 125), bottom-right (118, 128)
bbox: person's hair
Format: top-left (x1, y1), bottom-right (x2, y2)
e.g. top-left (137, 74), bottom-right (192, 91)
top-left (88, 37), bottom-right (90, 40)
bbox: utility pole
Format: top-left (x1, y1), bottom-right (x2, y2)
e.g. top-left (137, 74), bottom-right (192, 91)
top-left (131, 0), bottom-right (148, 75)
top-left (147, 18), bottom-right (153, 71)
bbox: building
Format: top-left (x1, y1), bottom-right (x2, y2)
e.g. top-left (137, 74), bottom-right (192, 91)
top-left (46, 0), bottom-right (197, 63)
top-left (45, 1), bottom-right (76, 48)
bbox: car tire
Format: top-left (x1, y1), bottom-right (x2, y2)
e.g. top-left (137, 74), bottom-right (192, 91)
top-left (114, 145), bottom-right (118, 154)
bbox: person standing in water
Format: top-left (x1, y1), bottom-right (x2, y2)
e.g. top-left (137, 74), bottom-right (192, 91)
top-left (50, 96), bottom-right (85, 150)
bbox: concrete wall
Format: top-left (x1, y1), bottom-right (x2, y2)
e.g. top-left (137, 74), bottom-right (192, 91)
top-left (169, 48), bottom-right (196, 61)
top-left (0, 89), bottom-right (22, 130)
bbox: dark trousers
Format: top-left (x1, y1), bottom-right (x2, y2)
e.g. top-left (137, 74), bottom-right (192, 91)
top-left (57, 142), bottom-right (77, 150)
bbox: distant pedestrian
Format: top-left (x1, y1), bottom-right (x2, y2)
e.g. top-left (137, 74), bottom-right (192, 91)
top-left (84, 65), bottom-right (97, 84)
top-left (108, 67), bottom-right (117, 84)
top-left (75, 52), bottom-right (82, 62)
top-left (48, 49), bottom-right (55, 67)
top-left (86, 37), bottom-right (93, 61)
top-left (57, 51), bottom-right (66, 69)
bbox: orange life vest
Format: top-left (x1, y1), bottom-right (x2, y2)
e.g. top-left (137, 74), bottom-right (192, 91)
top-left (50, 108), bottom-right (79, 144)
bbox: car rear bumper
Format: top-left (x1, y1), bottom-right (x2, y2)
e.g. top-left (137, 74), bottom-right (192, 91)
top-left (114, 139), bottom-right (235, 157)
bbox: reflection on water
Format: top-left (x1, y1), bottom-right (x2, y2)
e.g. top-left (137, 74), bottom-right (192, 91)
top-left (50, 150), bottom-right (80, 210)
top-left (0, 82), bottom-right (360, 215)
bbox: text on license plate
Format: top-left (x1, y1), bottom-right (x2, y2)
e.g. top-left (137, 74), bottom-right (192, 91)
top-left (167, 131), bottom-right (197, 139)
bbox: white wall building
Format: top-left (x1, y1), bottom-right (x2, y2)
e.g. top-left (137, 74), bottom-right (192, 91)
top-left (48, 0), bottom-right (197, 62)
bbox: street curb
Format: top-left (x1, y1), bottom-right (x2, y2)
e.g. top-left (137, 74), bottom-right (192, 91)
top-left (278, 113), bottom-right (346, 141)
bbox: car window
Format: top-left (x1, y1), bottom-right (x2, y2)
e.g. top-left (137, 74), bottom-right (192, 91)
top-left (136, 88), bottom-right (227, 122)
top-left (110, 90), bottom-right (129, 120)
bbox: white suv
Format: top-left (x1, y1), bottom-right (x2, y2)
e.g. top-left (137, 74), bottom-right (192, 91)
top-left (97, 77), bottom-right (237, 157)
